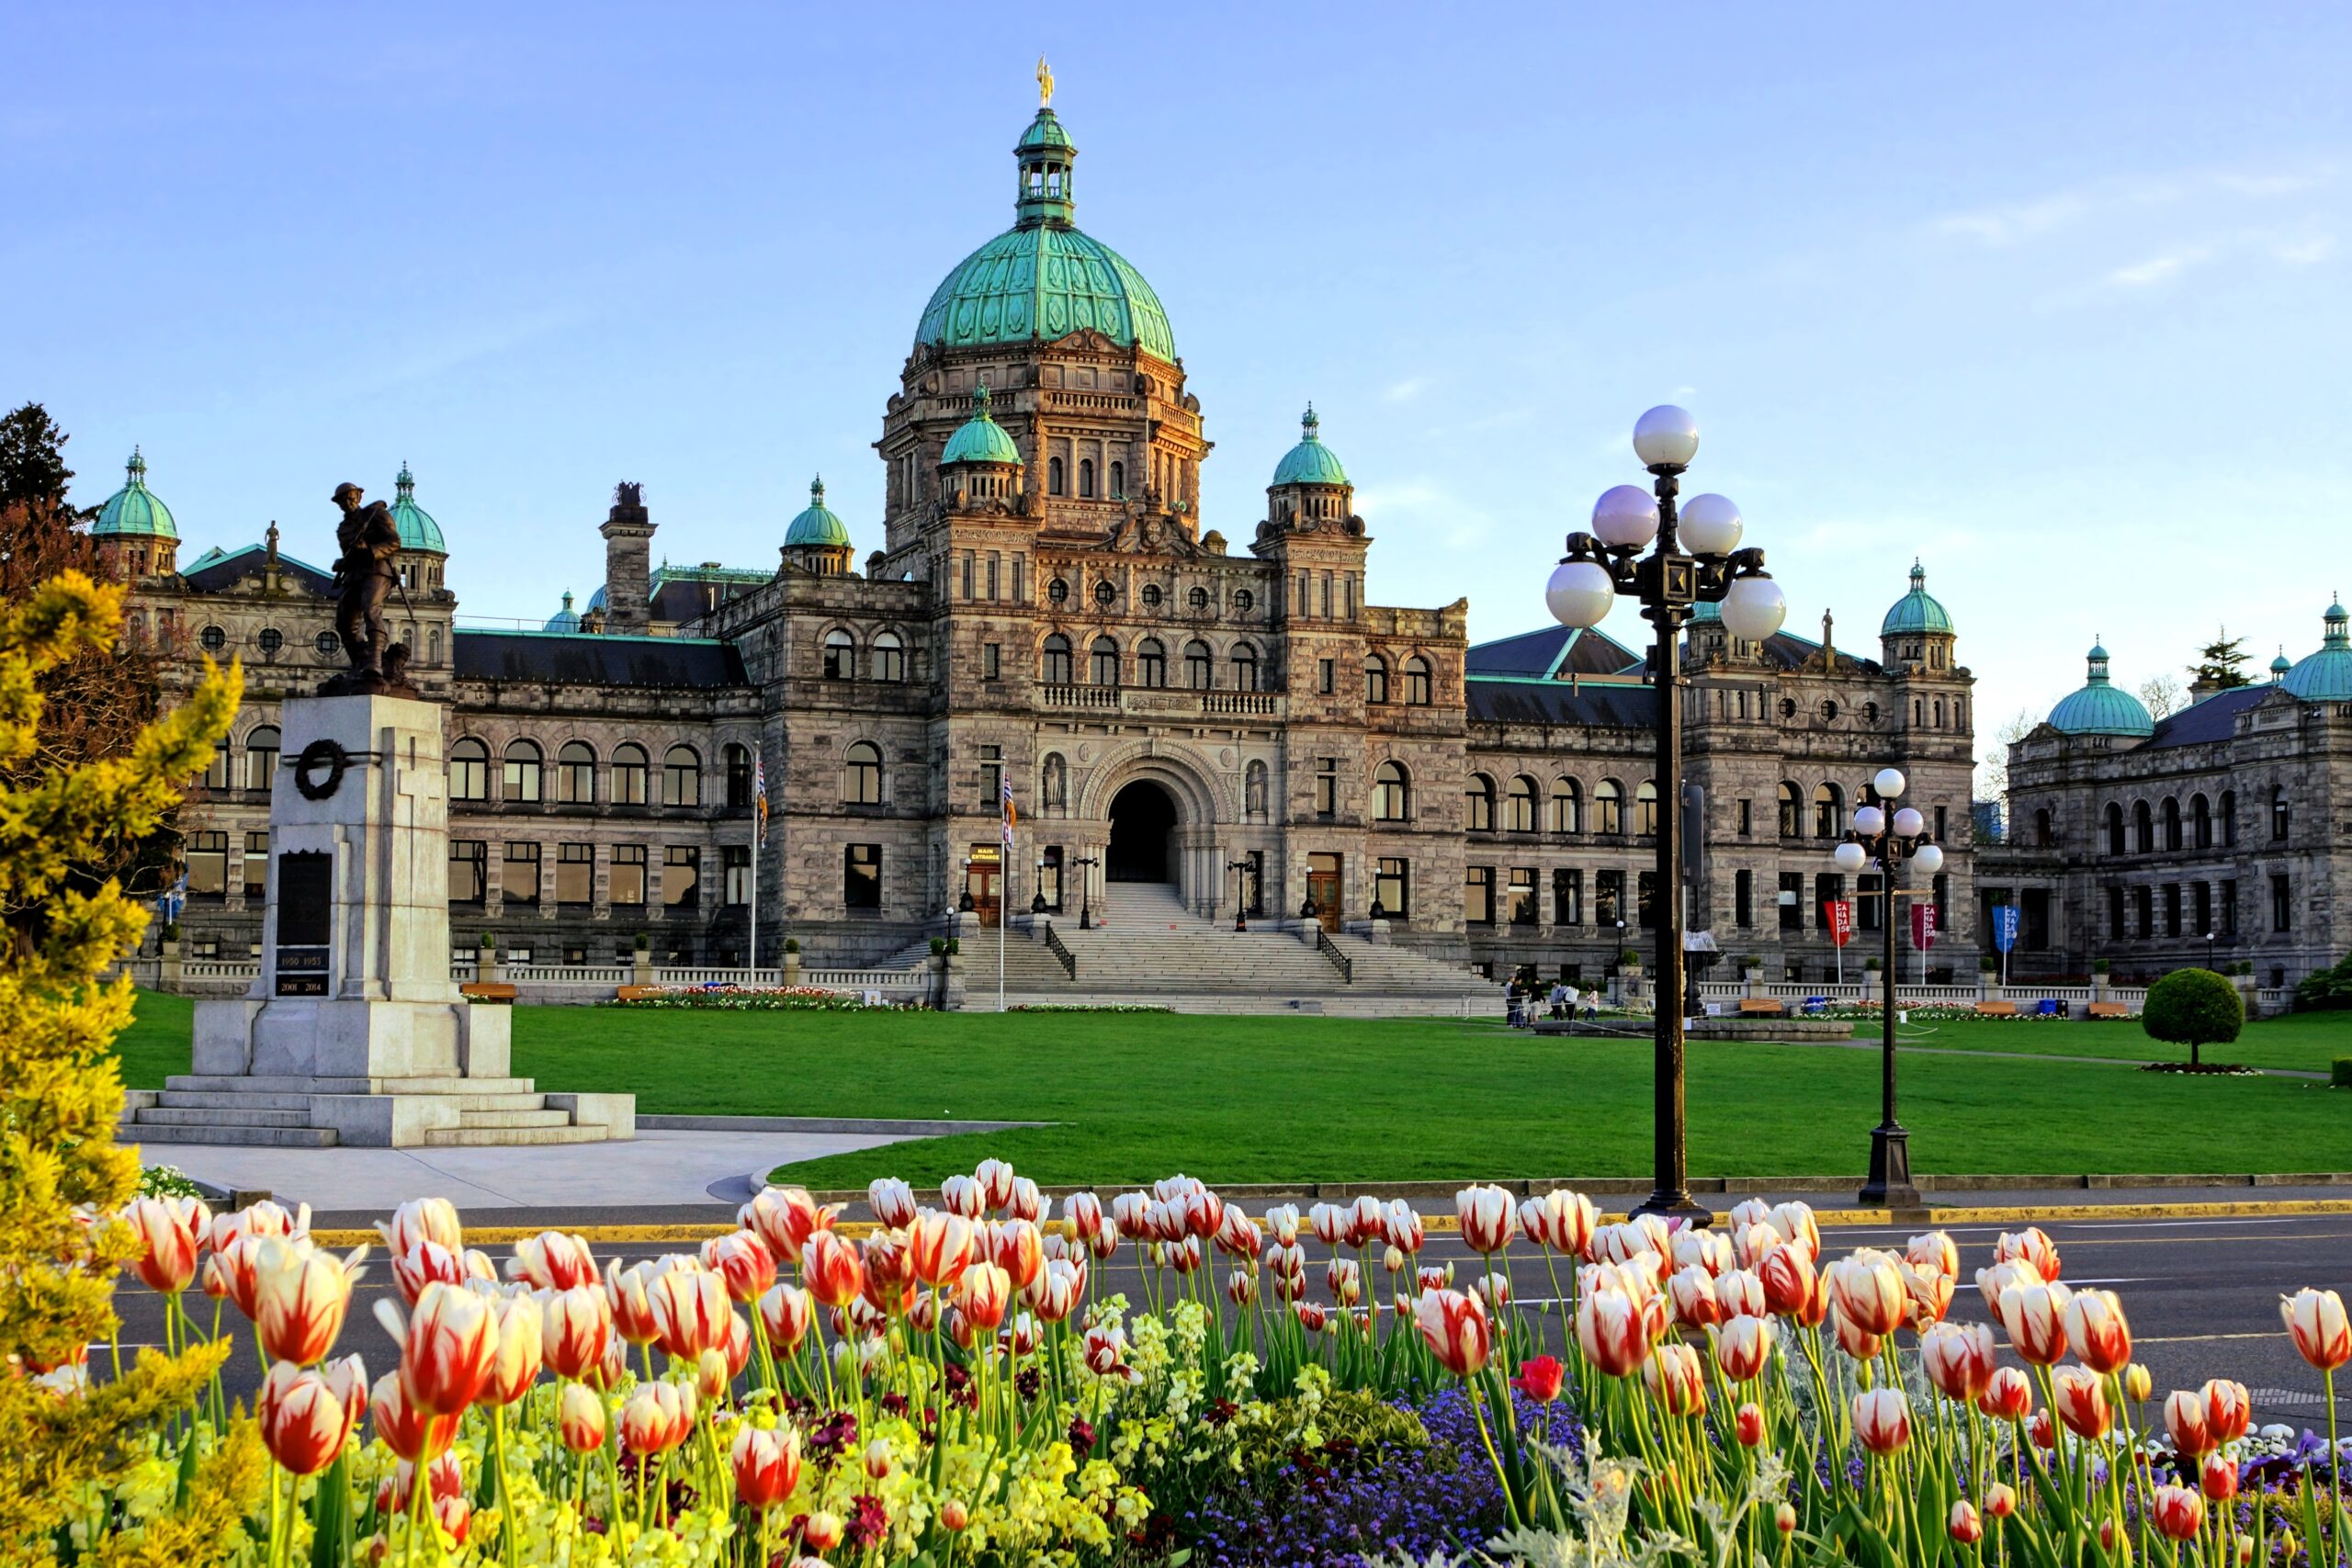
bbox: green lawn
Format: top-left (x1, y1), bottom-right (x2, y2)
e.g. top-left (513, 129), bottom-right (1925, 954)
top-left (108, 996), bottom-right (2352, 1187)
top-left (1867, 1013), bottom-right (2350, 1072)
top-left (114, 989), bottom-right (195, 1090)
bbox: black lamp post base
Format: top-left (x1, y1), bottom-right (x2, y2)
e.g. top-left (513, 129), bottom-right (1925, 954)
top-left (1858, 1123), bottom-right (1922, 1208)
top-left (1631, 1190), bottom-right (1715, 1226)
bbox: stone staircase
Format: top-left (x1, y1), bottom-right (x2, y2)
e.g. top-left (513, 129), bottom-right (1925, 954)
top-left (119, 1075), bottom-right (628, 1149)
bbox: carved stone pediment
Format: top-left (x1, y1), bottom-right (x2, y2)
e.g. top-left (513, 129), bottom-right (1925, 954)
top-left (1046, 327), bottom-right (1122, 354)
top-left (1092, 513), bottom-right (1199, 557)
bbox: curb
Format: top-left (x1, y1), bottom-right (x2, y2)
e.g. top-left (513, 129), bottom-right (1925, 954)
top-left (639, 1114), bottom-right (1051, 1136)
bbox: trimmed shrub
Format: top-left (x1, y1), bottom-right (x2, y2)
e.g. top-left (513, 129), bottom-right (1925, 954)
top-left (2294, 952), bottom-right (2352, 1010)
top-left (2334, 1057), bottom-right (2352, 1089)
top-left (2143, 967), bottom-right (2244, 1068)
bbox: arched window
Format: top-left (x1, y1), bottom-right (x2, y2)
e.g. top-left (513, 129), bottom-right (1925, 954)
top-left (1465, 773), bottom-right (1496, 832)
top-left (1079, 458), bottom-right (1095, 498)
top-left (822, 629), bottom-right (854, 680)
top-left (503, 740), bottom-right (542, 804)
top-left (1813, 782), bottom-right (1844, 838)
top-left (1184, 640), bottom-right (1213, 689)
top-left (1778, 782), bottom-right (1802, 838)
top-left (662, 745), bottom-right (700, 807)
top-left (1039, 634), bottom-right (1074, 685)
top-left (1364, 656), bottom-right (1389, 705)
top-left (1374, 761), bottom-right (1410, 821)
top-left (2271, 787), bottom-right (2290, 841)
top-left (1041, 752), bottom-right (1068, 810)
top-left (1547, 777), bottom-right (1581, 834)
top-left (1404, 657), bottom-right (1432, 705)
top-left (842, 741), bottom-right (882, 804)
top-left (1188, 585), bottom-right (1209, 610)
top-left (2105, 802), bottom-right (2126, 856)
top-left (448, 738), bottom-right (489, 802)
top-left (2034, 807), bottom-right (2054, 847)
top-left (870, 631), bottom-right (903, 682)
top-left (1109, 460), bottom-right (1125, 498)
top-left (725, 744), bottom-right (752, 808)
top-left (2161, 796), bottom-right (2181, 852)
top-left (1137, 638), bottom-right (1166, 688)
top-left (2219, 790), bottom-right (2237, 846)
top-left (1636, 780), bottom-right (1661, 836)
top-left (557, 741), bottom-right (596, 804)
top-left (1230, 643), bottom-right (1259, 692)
top-left (1091, 636), bottom-right (1121, 685)
top-left (611, 743), bottom-right (648, 805)
top-left (243, 725), bottom-right (279, 792)
top-left (1048, 457), bottom-right (1065, 496)
top-left (1505, 775), bottom-right (1538, 832)
top-left (1595, 779), bottom-right (1624, 835)
top-left (2191, 794), bottom-right (2212, 849)
top-left (1244, 760), bottom-right (1268, 818)
top-left (2132, 800), bottom-right (2154, 853)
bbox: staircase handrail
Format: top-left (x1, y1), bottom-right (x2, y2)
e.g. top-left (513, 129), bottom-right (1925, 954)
top-left (1043, 923), bottom-right (1078, 981)
top-left (1315, 926), bottom-right (1353, 983)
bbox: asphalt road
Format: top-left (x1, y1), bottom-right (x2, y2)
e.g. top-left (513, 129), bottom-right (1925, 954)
top-left (108, 1209), bottom-right (2352, 1428)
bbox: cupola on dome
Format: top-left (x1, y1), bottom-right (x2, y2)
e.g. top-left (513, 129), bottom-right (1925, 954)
top-left (2048, 637), bottom-right (2154, 738)
top-left (941, 385), bottom-right (1023, 468)
top-left (93, 449), bottom-right (178, 540)
top-left (1271, 405), bottom-right (1349, 488)
top-left (913, 98), bottom-right (1177, 362)
top-left (544, 591), bottom-right (582, 633)
top-left (2281, 596), bottom-right (2352, 701)
top-left (784, 477), bottom-right (852, 548)
top-left (389, 462), bottom-right (446, 553)
top-left (1880, 560), bottom-right (1952, 637)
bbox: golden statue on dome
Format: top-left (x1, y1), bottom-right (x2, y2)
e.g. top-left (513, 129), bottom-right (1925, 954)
top-left (1036, 56), bottom-right (1055, 107)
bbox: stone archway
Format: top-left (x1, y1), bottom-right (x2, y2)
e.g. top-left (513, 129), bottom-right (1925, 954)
top-left (1107, 780), bottom-right (1179, 883)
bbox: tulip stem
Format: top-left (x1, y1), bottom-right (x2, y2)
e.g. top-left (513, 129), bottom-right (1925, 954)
top-left (491, 1402), bottom-right (520, 1568)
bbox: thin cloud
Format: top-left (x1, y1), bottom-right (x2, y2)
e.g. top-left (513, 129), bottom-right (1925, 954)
top-left (1384, 377), bottom-right (1428, 402)
top-left (2106, 247), bottom-right (2211, 288)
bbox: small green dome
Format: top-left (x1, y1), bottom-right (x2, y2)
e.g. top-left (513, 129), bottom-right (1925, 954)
top-left (1271, 405), bottom-right (1349, 488)
top-left (1016, 106), bottom-right (1076, 155)
top-left (389, 462), bottom-right (446, 553)
top-left (785, 476), bottom-right (852, 548)
top-left (1880, 560), bottom-right (1953, 637)
top-left (2281, 596), bottom-right (2352, 701)
top-left (2272, 649), bottom-right (2293, 681)
top-left (544, 591), bottom-right (581, 633)
top-left (92, 449), bottom-right (177, 540)
top-left (941, 386), bottom-right (1023, 468)
top-left (2049, 637), bottom-right (2153, 738)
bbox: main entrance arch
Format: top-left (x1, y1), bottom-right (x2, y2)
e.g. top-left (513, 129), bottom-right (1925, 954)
top-left (1106, 780), bottom-right (1179, 883)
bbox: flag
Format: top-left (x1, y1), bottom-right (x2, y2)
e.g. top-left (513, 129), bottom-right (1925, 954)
top-left (753, 752), bottom-right (768, 847)
top-left (1001, 773), bottom-right (1015, 849)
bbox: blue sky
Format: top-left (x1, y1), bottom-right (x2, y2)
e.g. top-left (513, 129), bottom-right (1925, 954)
top-left (6, 4), bottom-right (2347, 775)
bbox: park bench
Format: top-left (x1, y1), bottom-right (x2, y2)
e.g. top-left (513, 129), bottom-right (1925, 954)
top-left (1973, 1000), bottom-right (2018, 1017)
top-left (2086, 1000), bottom-right (2130, 1019)
top-left (616, 985), bottom-right (661, 1002)
top-left (1737, 998), bottom-right (1785, 1016)
top-left (458, 982), bottom-right (517, 1003)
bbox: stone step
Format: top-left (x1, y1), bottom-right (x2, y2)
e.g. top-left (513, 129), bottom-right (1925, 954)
top-left (166, 1074), bottom-right (539, 1097)
top-left (124, 1122), bottom-right (340, 1148)
top-left (132, 1106), bottom-right (312, 1129)
top-left (154, 1088), bottom-right (555, 1113)
top-left (422, 1122), bottom-right (609, 1147)
top-left (454, 1109), bottom-right (571, 1129)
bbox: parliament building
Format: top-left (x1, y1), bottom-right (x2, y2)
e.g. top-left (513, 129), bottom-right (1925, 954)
top-left (96, 94), bottom-right (1985, 991)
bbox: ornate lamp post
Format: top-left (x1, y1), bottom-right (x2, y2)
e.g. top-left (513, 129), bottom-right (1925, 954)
top-left (1032, 856), bottom-right (1049, 917)
top-left (1832, 768), bottom-right (1943, 1207)
top-left (1073, 854), bottom-right (1099, 930)
top-left (1547, 406), bottom-right (1788, 1223)
top-left (1227, 858), bottom-right (1252, 931)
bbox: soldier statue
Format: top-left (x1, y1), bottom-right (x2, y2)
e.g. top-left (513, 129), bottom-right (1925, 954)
top-left (323, 481), bottom-right (412, 694)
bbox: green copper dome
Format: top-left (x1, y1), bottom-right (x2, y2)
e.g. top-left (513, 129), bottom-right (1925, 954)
top-left (2049, 638), bottom-right (2154, 738)
top-left (389, 462), bottom-right (446, 553)
top-left (544, 591), bottom-right (581, 633)
top-left (785, 477), bottom-right (852, 548)
top-left (2281, 597), bottom-right (2352, 701)
top-left (941, 386), bottom-right (1023, 467)
top-left (2272, 649), bottom-right (2293, 682)
top-left (92, 449), bottom-right (177, 540)
top-left (1271, 405), bottom-right (1349, 488)
top-left (913, 107), bottom-right (1177, 362)
top-left (1880, 560), bottom-right (1953, 637)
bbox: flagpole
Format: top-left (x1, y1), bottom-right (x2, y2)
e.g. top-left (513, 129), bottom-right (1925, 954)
top-left (749, 831), bottom-right (759, 978)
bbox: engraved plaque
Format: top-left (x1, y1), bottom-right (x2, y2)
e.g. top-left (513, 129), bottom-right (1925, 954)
top-left (275, 851), bottom-right (332, 996)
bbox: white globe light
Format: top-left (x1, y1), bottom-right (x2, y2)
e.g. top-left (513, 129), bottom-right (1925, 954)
top-left (1679, 492), bottom-right (1744, 556)
top-left (1718, 574), bottom-right (1787, 640)
top-left (1873, 767), bottom-right (1906, 800)
top-left (1590, 485), bottom-right (1659, 550)
top-left (1632, 404), bottom-right (1701, 469)
top-left (1893, 807), bottom-right (1925, 838)
top-left (1833, 841), bottom-right (1869, 874)
top-left (1545, 559), bottom-right (1616, 629)
top-left (1912, 843), bottom-right (1945, 875)
top-left (1852, 805), bottom-right (1886, 837)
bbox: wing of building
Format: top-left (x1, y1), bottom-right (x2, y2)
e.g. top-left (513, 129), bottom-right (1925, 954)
top-left (102, 99), bottom-right (1983, 987)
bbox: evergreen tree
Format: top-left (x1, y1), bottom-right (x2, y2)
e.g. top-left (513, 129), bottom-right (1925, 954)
top-left (0, 402), bottom-right (77, 517)
top-left (2190, 630), bottom-right (2252, 690)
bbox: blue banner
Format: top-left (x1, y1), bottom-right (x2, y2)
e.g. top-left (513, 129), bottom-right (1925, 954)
top-left (1993, 905), bottom-right (2020, 953)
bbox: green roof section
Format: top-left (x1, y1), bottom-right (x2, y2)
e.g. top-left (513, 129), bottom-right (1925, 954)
top-left (784, 476), bottom-right (852, 549)
top-left (941, 385), bottom-right (1024, 467)
top-left (1016, 106), bottom-right (1076, 155)
top-left (1880, 559), bottom-right (1953, 637)
top-left (390, 461), bottom-right (447, 553)
top-left (2282, 596), bottom-right (2352, 702)
top-left (1271, 404), bottom-right (1349, 488)
top-left (92, 448), bottom-right (177, 540)
top-left (2049, 637), bottom-right (2154, 738)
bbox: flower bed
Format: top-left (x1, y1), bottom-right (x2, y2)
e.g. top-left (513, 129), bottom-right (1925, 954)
top-left (1007, 1004), bottom-right (1175, 1014)
top-left (605, 986), bottom-right (900, 1011)
top-left (70, 1170), bottom-right (2352, 1566)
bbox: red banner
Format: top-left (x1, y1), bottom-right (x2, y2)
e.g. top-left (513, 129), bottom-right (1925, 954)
top-left (1910, 902), bottom-right (1939, 951)
top-left (1825, 899), bottom-right (1854, 947)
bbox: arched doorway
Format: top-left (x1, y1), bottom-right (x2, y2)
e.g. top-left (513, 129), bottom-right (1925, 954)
top-left (1106, 780), bottom-right (1178, 883)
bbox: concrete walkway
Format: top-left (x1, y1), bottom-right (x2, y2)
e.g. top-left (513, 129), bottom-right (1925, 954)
top-left (142, 1127), bottom-right (914, 1213)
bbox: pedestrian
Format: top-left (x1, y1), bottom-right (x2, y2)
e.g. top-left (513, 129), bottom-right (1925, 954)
top-left (1581, 988), bottom-right (1600, 1021)
top-left (1548, 979), bottom-right (1568, 1019)
top-left (1506, 980), bottom-right (1524, 1028)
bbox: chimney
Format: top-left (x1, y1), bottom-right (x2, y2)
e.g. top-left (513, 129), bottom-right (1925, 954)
top-left (598, 481), bottom-right (654, 634)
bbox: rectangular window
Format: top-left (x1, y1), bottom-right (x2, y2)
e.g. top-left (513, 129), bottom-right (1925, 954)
top-left (2163, 882), bottom-right (2181, 937)
top-left (244, 831), bottom-right (270, 900)
top-left (557, 843), bottom-right (594, 905)
top-left (1315, 758), bottom-right (1338, 817)
top-left (1038, 845), bottom-right (1063, 912)
top-left (663, 846), bottom-right (699, 908)
top-left (2193, 881), bottom-right (2212, 937)
top-left (1734, 868), bottom-right (1752, 928)
top-left (1464, 866), bottom-right (1496, 925)
top-left (1815, 874), bottom-right (1845, 935)
top-left (1934, 805), bottom-right (1949, 841)
top-left (1778, 872), bottom-right (1802, 931)
top-left (1320, 572), bottom-right (1333, 618)
top-left (978, 746), bottom-right (1002, 809)
top-left (844, 844), bottom-right (881, 910)
top-left (2108, 885), bottom-right (2125, 941)
top-left (449, 840), bottom-right (486, 904)
top-left (2271, 874), bottom-right (2291, 931)
top-left (1508, 867), bottom-right (1538, 926)
top-left (723, 846), bottom-right (751, 907)
top-left (1317, 658), bottom-right (1335, 694)
top-left (1737, 798), bottom-right (1751, 838)
top-left (960, 552), bottom-right (974, 598)
top-left (1859, 873), bottom-right (1884, 931)
top-left (986, 553), bottom-right (1000, 602)
top-left (2022, 887), bottom-right (2051, 950)
top-left (2221, 878), bottom-right (2237, 937)
top-left (1376, 857), bottom-right (1410, 918)
top-left (611, 844), bottom-right (646, 907)
top-left (2133, 885), bottom-right (2152, 939)
top-left (982, 642), bottom-right (1001, 681)
top-left (1597, 869), bottom-right (1624, 928)
top-left (187, 830), bottom-right (229, 897)
top-left (1553, 867), bottom-right (1582, 926)
top-left (505, 842), bottom-right (540, 905)
top-left (1636, 870), bottom-right (1657, 929)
